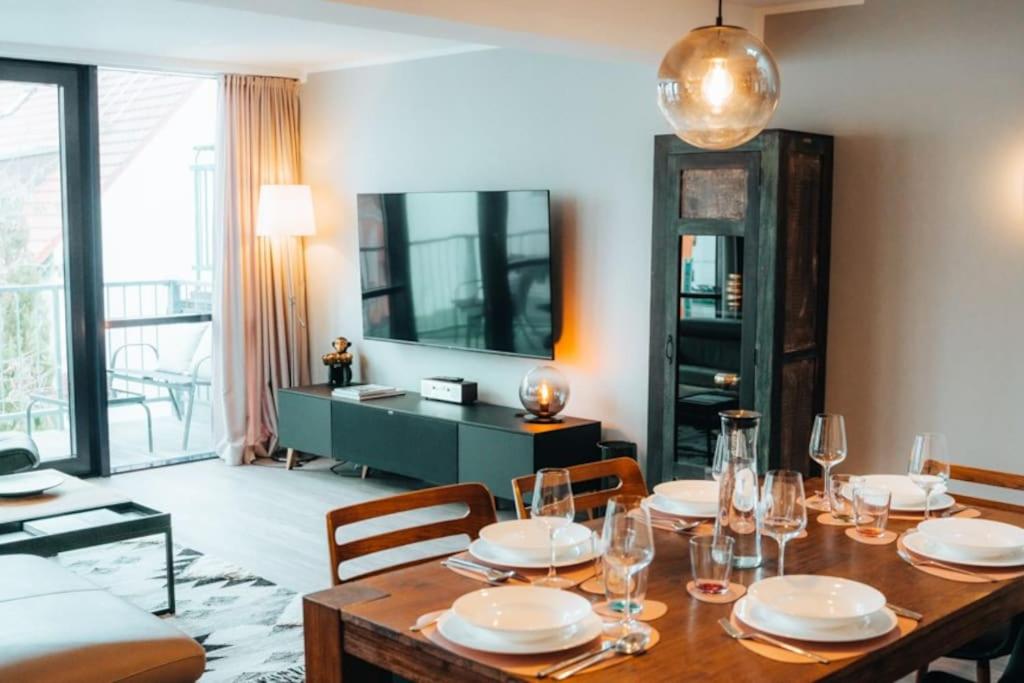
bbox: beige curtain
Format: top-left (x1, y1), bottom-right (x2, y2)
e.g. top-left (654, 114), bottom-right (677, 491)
top-left (213, 74), bottom-right (311, 465)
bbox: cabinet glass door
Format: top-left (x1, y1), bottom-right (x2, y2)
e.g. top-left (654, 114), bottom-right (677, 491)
top-left (669, 154), bottom-right (759, 479)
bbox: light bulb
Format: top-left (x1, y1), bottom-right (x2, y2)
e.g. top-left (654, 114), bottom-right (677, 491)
top-left (701, 57), bottom-right (734, 111)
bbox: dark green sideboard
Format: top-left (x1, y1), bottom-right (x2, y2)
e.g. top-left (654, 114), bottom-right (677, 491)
top-left (277, 385), bottom-right (602, 500)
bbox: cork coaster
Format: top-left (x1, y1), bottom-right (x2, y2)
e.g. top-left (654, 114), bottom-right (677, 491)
top-left (801, 495), bottom-right (830, 512)
top-left (593, 599), bottom-right (668, 621)
top-left (794, 529), bottom-right (809, 540)
top-left (844, 528), bottom-right (898, 545)
top-left (579, 576), bottom-right (605, 595)
top-left (729, 609), bottom-right (917, 664)
top-left (445, 553), bottom-right (595, 587)
top-left (686, 580), bottom-right (747, 604)
top-left (420, 612), bottom-right (661, 677)
top-left (817, 513), bottom-right (854, 527)
top-left (896, 534), bottom-right (1024, 583)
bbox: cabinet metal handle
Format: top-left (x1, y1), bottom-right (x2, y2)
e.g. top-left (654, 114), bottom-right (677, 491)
top-left (665, 334), bottom-right (674, 362)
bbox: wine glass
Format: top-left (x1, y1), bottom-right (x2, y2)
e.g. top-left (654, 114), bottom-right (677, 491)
top-left (908, 433), bottom-right (951, 519)
top-left (759, 470), bottom-right (807, 577)
top-left (710, 433), bottom-right (728, 482)
top-left (809, 414), bottom-right (847, 509)
top-left (530, 468), bottom-right (575, 589)
top-left (601, 495), bottom-right (655, 637)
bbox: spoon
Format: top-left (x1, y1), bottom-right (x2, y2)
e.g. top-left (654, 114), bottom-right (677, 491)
top-left (673, 519), bottom-right (703, 533)
top-left (552, 632), bottom-right (649, 680)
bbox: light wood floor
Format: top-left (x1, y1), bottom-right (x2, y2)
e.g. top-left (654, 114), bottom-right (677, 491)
top-left (93, 458), bottom-right (1007, 681)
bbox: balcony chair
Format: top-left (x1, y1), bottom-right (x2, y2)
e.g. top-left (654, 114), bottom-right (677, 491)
top-left (107, 323), bottom-right (212, 451)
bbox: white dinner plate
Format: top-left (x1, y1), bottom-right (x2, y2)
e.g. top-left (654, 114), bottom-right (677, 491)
top-left (652, 480), bottom-right (719, 516)
top-left (746, 575), bottom-right (886, 628)
top-left (917, 518), bottom-right (1024, 560)
top-left (643, 495), bottom-right (716, 520)
top-left (436, 610), bottom-right (603, 655)
top-left (452, 586), bottom-right (592, 641)
top-left (733, 597), bottom-right (898, 643)
top-left (0, 470), bottom-right (64, 498)
top-left (478, 520), bottom-right (591, 561)
top-left (903, 531), bottom-right (1024, 568)
top-left (468, 539), bottom-right (597, 569)
top-left (859, 475), bottom-right (953, 511)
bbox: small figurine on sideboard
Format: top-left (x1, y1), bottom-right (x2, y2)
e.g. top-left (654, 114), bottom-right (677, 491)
top-left (322, 336), bottom-right (354, 387)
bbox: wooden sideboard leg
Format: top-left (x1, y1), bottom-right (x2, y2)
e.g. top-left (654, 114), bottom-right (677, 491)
top-left (303, 586), bottom-right (389, 683)
top-left (286, 448), bottom-right (296, 470)
top-left (360, 465), bottom-right (369, 479)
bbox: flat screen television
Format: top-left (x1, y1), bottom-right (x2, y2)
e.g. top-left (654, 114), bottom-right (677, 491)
top-left (356, 190), bottom-right (554, 359)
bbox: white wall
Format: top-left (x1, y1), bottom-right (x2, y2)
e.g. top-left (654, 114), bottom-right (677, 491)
top-left (301, 49), bottom-right (671, 457)
top-left (766, 0), bottom-right (1024, 478)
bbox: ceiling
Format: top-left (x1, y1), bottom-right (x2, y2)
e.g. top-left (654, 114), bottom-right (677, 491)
top-left (0, 0), bottom-right (862, 79)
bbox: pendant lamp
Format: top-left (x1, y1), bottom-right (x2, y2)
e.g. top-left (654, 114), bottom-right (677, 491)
top-left (657, 0), bottom-right (780, 150)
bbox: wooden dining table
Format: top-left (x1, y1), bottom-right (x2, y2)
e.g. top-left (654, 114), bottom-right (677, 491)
top-left (302, 487), bottom-right (1024, 682)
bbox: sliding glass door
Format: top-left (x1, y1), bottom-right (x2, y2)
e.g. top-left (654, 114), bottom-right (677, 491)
top-left (0, 59), bottom-right (107, 475)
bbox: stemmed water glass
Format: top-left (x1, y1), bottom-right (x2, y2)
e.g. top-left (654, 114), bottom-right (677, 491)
top-left (601, 495), bottom-right (655, 638)
top-left (809, 413), bottom-right (847, 509)
top-left (908, 433), bottom-right (951, 519)
top-left (530, 468), bottom-right (576, 589)
top-left (759, 470), bottom-right (807, 577)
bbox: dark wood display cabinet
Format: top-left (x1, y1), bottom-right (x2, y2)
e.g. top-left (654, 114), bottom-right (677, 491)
top-left (646, 130), bottom-right (833, 483)
top-left (278, 385), bottom-right (601, 500)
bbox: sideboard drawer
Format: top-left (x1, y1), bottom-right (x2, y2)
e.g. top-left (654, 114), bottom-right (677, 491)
top-left (331, 402), bottom-right (458, 484)
top-left (278, 390), bottom-right (332, 456)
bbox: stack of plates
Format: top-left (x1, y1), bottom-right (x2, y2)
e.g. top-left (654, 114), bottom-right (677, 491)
top-left (438, 586), bottom-right (603, 654)
top-left (733, 575), bottom-right (897, 642)
top-left (468, 519), bottom-right (596, 568)
top-left (646, 480), bottom-right (719, 518)
top-left (904, 518), bottom-right (1024, 567)
top-left (858, 474), bottom-right (955, 512)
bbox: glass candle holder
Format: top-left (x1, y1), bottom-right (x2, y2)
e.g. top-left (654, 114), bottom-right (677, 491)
top-left (519, 365), bottom-right (570, 422)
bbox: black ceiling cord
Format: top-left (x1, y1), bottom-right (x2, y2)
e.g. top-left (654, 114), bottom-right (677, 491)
top-left (716, 0), bottom-right (724, 27)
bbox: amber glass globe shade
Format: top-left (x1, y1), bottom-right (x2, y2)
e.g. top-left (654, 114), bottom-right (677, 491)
top-left (657, 25), bottom-right (780, 150)
top-left (519, 366), bottom-right (570, 423)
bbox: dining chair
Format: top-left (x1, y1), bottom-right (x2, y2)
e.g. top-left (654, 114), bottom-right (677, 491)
top-left (510, 457), bottom-right (648, 520)
top-left (325, 482), bottom-right (497, 585)
top-left (917, 465), bottom-right (1024, 683)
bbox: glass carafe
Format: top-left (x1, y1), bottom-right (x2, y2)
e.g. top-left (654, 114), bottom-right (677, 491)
top-left (714, 410), bottom-right (763, 569)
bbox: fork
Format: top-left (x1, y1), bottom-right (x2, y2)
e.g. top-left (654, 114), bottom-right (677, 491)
top-left (895, 548), bottom-right (1002, 582)
top-left (441, 560), bottom-right (517, 584)
top-left (718, 618), bottom-right (830, 664)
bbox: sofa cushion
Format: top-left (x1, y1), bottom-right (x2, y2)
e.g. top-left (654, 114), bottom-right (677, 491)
top-left (0, 555), bottom-right (205, 683)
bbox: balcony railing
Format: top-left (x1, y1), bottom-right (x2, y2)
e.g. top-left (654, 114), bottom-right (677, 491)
top-left (0, 278), bottom-right (212, 431)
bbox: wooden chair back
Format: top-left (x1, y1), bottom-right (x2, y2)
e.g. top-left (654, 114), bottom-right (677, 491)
top-left (511, 457), bottom-right (648, 520)
top-left (326, 482), bottom-right (497, 585)
top-left (949, 464), bottom-right (1024, 512)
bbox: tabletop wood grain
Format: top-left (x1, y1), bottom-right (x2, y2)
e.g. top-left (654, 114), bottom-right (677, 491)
top-left (303, 489), bottom-right (1024, 682)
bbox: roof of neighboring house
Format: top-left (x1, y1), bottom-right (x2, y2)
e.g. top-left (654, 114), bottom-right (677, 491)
top-left (0, 70), bottom-right (202, 265)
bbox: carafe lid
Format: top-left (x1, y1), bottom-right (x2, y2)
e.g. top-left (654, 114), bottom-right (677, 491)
top-left (719, 409), bottom-right (761, 427)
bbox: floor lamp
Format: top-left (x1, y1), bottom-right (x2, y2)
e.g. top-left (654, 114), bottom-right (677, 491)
top-left (255, 184), bottom-right (316, 464)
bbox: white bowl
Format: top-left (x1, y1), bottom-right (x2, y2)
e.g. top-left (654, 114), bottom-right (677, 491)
top-left (918, 518), bottom-right (1024, 560)
top-left (859, 474), bottom-right (947, 509)
top-left (451, 586), bottom-right (592, 641)
top-left (652, 480), bottom-right (719, 516)
top-left (478, 520), bottom-right (591, 561)
top-left (746, 575), bottom-right (886, 629)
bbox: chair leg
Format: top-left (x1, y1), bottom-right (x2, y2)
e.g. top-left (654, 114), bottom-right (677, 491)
top-left (181, 386), bottom-right (196, 451)
top-left (168, 388), bottom-right (183, 420)
top-left (140, 402), bottom-right (154, 453)
top-left (977, 659), bottom-right (991, 683)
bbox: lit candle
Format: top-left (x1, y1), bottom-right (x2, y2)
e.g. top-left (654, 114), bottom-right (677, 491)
top-left (538, 382), bottom-right (551, 415)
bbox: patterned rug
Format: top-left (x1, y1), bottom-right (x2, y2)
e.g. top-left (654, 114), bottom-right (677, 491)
top-left (57, 538), bottom-right (305, 682)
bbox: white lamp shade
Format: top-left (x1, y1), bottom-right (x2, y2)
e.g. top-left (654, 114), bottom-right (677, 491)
top-left (255, 184), bottom-right (316, 237)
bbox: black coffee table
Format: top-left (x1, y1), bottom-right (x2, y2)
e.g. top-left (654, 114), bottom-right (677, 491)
top-left (0, 471), bottom-right (174, 614)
